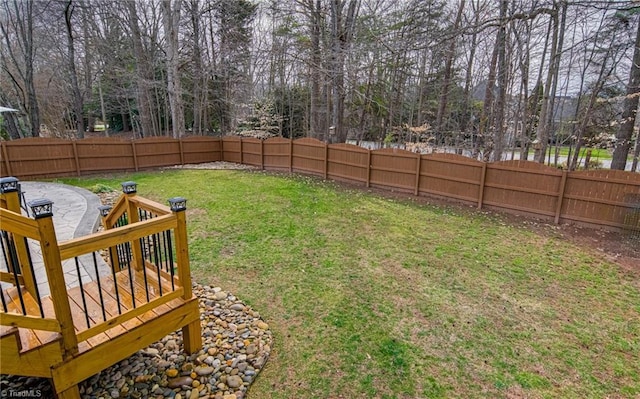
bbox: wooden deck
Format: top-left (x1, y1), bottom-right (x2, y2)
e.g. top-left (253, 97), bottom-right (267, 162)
top-left (2, 265), bottom-right (187, 356)
top-left (2, 265), bottom-right (200, 398)
top-left (0, 184), bottom-right (202, 399)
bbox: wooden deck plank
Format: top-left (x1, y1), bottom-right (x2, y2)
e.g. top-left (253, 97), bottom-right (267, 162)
top-left (2, 263), bottom-right (192, 366)
top-left (106, 271), bottom-right (157, 321)
top-left (141, 263), bottom-right (177, 297)
top-left (64, 292), bottom-right (107, 348)
top-left (2, 286), bottom-right (58, 350)
top-left (66, 282), bottom-right (127, 340)
top-left (113, 269), bottom-right (166, 320)
top-left (81, 280), bottom-right (137, 333)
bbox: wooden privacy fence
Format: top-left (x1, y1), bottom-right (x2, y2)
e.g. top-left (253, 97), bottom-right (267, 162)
top-left (2, 136), bottom-right (640, 231)
top-left (1, 136), bottom-right (221, 178)
top-left (223, 137), bottom-right (640, 232)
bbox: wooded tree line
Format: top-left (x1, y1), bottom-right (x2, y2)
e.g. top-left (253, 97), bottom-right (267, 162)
top-left (1, 0), bottom-right (639, 170)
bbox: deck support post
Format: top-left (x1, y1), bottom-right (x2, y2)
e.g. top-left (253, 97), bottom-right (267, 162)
top-left (122, 182), bottom-right (144, 272)
top-left (29, 200), bottom-right (79, 359)
top-left (53, 383), bottom-right (81, 399)
top-left (0, 178), bottom-right (38, 300)
top-left (169, 197), bottom-right (202, 354)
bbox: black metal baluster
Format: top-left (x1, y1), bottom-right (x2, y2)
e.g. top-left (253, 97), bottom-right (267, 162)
top-left (74, 257), bottom-right (91, 329)
top-left (139, 237), bottom-right (150, 302)
top-left (23, 237), bottom-right (44, 317)
top-left (1, 231), bottom-right (11, 274)
top-left (123, 249), bottom-right (136, 309)
top-left (7, 233), bottom-right (27, 315)
top-left (92, 252), bottom-right (107, 322)
top-left (151, 232), bottom-right (163, 296)
top-left (1, 231), bottom-right (13, 311)
top-left (108, 247), bottom-right (122, 315)
top-left (161, 227), bottom-right (170, 273)
top-left (166, 230), bottom-right (175, 291)
top-left (0, 287), bottom-right (7, 312)
top-left (140, 211), bottom-right (152, 263)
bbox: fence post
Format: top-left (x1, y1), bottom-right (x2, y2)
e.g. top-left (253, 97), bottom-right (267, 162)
top-left (414, 153), bottom-right (421, 196)
top-left (0, 177), bottom-right (37, 298)
top-left (260, 139), bottom-right (264, 170)
top-left (72, 141), bottom-right (81, 177)
top-left (366, 150), bottom-right (371, 188)
top-left (289, 137), bottom-right (293, 173)
top-left (29, 199), bottom-right (78, 359)
top-left (2, 142), bottom-right (13, 176)
top-left (240, 137), bottom-right (243, 165)
top-left (168, 197), bottom-right (202, 354)
top-left (221, 137), bottom-right (225, 162)
top-left (324, 142), bottom-right (329, 180)
top-left (554, 170), bottom-right (568, 224)
top-left (179, 139), bottom-right (185, 165)
top-left (477, 163), bottom-right (487, 209)
top-left (131, 141), bottom-right (139, 172)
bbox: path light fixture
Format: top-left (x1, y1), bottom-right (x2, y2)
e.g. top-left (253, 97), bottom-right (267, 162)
top-left (98, 205), bottom-right (112, 217)
top-left (28, 198), bottom-right (53, 219)
top-left (168, 197), bottom-right (187, 212)
top-left (0, 176), bottom-right (19, 193)
top-left (121, 181), bottom-right (137, 194)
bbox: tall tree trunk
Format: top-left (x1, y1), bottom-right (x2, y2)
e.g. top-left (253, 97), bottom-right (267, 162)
top-left (64, 0), bottom-right (85, 138)
top-left (2, 111), bottom-right (21, 139)
top-left (611, 18), bottom-right (640, 170)
top-left (632, 125), bottom-right (640, 172)
top-left (492, 0), bottom-right (508, 161)
top-left (127, 1), bottom-right (154, 137)
top-left (329, 0), bottom-right (358, 143)
top-left (81, 0), bottom-right (94, 133)
top-left (461, 0), bottom-right (480, 138)
top-left (308, 0), bottom-right (325, 140)
top-left (477, 29), bottom-right (499, 160)
top-left (191, 0), bottom-right (203, 135)
top-left (162, 0), bottom-right (185, 138)
top-left (435, 0), bottom-right (465, 134)
top-left (534, 1), bottom-right (566, 163)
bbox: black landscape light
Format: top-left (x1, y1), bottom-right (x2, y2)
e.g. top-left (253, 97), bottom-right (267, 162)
top-left (28, 199), bottom-right (54, 219)
top-left (121, 181), bottom-right (137, 194)
top-left (0, 176), bottom-right (19, 193)
top-left (168, 197), bottom-right (187, 212)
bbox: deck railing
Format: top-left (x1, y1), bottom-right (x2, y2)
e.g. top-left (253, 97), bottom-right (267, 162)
top-left (0, 178), bottom-right (195, 357)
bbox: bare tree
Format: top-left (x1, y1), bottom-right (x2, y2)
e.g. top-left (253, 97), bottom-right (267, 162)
top-left (0, 0), bottom-right (40, 137)
top-left (64, 0), bottom-right (85, 138)
top-left (126, 1), bottom-right (156, 137)
top-left (611, 14), bottom-right (640, 170)
top-left (435, 0), bottom-right (465, 134)
top-left (328, 0), bottom-right (358, 143)
top-left (162, 0), bottom-right (185, 138)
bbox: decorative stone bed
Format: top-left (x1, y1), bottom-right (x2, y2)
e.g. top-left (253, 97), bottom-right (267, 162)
top-left (1, 284), bottom-right (273, 399)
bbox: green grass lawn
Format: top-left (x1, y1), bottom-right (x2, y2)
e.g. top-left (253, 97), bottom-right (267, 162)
top-left (61, 170), bottom-right (640, 399)
top-left (544, 146), bottom-right (618, 160)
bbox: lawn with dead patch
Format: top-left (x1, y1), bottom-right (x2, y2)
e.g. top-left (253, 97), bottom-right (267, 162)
top-left (63, 170), bottom-right (640, 399)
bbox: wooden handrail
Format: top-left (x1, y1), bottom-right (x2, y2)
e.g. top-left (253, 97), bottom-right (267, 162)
top-left (0, 271), bottom-right (25, 285)
top-left (129, 196), bottom-right (172, 215)
top-left (103, 195), bottom-right (128, 227)
top-left (0, 208), bottom-right (40, 239)
top-left (0, 313), bottom-right (61, 332)
top-left (58, 214), bottom-right (176, 260)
